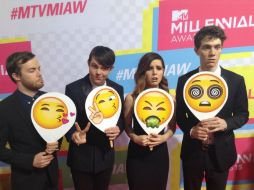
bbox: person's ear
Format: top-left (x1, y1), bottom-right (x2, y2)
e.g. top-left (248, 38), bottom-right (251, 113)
top-left (109, 66), bottom-right (114, 72)
top-left (12, 73), bottom-right (20, 82)
top-left (194, 48), bottom-right (199, 55)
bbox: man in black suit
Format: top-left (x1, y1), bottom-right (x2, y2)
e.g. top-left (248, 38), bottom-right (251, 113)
top-left (176, 26), bottom-right (249, 190)
top-left (65, 46), bottom-right (124, 190)
top-left (0, 52), bottom-right (59, 190)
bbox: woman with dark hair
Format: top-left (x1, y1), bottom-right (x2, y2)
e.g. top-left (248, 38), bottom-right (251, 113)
top-left (124, 52), bottom-right (176, 190)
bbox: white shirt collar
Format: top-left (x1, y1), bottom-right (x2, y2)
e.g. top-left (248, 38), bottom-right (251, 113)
top-left (90, 80), bottom-right (107, 89)
top-left (199, 66), bottom-right (221, 75)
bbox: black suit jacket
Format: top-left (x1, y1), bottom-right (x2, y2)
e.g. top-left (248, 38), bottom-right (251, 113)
top-left (176, 67), bottom-right (249, 171)
top-left (0, 90), bottom-right (59, 190)
top-left (65, 74), bottom-right (124, 173)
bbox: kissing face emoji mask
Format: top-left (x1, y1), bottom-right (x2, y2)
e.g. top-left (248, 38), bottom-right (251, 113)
top-left (183, 72), bottom-right (228, 120)
top-left (33, 97), bottom-right (68, 129)
top-left (31, 92), bottom-right (76, 143)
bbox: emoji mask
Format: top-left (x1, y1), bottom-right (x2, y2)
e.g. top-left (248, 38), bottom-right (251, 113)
top-left (33, 97), bottom-right (68, 129)
top-left (31, 92), bottom-right (76, 143)
top-left (134, 88), bottom-right (174, 135)
top-left (184, 72), bottom-right (227, 112)
top-left (85, 86), bottom-right (122, 133)
top-left (93, 88), bottom-right (120, 118)
top-left (136, 90), bottom-right (172, 128)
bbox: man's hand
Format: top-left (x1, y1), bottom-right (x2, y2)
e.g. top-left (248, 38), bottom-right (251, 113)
top-left (45, 142), bottom-right (59, 154)
top-left (104, 126), bottom-right (120, 141)
top-left (88, 102), bottom-right (103, 124)
top-left (190, 123), bottom-right (209, 141)
top-left (33, 152), bottom-right (54, 168)
top-left (72, 122), bottom-right (91, 145)
top-left (200, 117), bottom-right (227, 132)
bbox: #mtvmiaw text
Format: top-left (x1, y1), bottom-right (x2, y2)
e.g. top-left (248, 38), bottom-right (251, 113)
top-left (10, 0), bottom-right (87, 20)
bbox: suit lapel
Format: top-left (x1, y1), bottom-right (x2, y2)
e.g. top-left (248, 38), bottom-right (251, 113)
top-left (220, 67), bottom-right (229, 83)
top-left (218, 67), bottom-right (230, 114)
top-left (106, 79), bottom-right (114, 88)
top-left (81, 75), bottom-right (92, 97)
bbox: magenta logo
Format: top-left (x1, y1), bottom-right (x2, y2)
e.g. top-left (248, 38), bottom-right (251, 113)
top-left (158, 0), bottom-right (254, 50)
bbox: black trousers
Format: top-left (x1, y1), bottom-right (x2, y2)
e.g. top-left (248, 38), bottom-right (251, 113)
top-left (71, 167), bottom-right (113, 190)
top-left (11, 169), bottom-right (58, 190)
top-left (183, 146), bottom-right (229, 190)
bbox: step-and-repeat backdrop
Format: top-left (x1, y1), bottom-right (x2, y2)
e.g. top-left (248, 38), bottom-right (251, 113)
top-left (1, 0), bottom-right (254, 189)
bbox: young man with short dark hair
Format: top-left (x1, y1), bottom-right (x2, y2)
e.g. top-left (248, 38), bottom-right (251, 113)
top-left (65, 46), bottom-right (124, 190)
top-left (176, 26), bottom-right (249, 190)
top-left (0, 51), bottom-right (59, 190)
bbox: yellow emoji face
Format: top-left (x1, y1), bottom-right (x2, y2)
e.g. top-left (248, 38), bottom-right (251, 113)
top-left (185, 73), bottom-right (226, 112)
top-left (136, 91), bottom-right (172, 128)
top-left (93, 88), bottom-right (119, 118)
top-left (33, 97), bottom-right (68, 129)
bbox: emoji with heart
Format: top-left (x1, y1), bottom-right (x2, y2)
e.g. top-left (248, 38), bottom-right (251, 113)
top-left (33, 97), bottom-right (69, 129)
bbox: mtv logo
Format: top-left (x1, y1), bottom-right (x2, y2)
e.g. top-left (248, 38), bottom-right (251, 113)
top-left (172, 9), bottom-right (188, 21)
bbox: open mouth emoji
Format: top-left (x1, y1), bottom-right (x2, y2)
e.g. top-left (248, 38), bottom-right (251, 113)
top-left (145, 116), bottom-right (161, 128)
top-left (184, 73), bottom-right (227, 113)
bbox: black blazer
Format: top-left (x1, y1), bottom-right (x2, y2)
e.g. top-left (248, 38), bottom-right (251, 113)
top-left (176, 67), bottom-right (249, 171)
top-left (0, 91), bottom-right (59, 190)
top-left (65, 74), bottom-right (124, 173)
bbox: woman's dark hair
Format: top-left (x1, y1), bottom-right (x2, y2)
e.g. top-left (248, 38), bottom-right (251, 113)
top-left (132, 52), bottom-right (169, 100)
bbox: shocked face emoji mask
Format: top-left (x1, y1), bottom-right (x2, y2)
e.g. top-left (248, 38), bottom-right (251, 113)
top-left (184, 72), bottom-right (228, 120)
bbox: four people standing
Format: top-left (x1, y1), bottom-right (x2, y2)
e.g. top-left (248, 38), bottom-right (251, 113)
top-left (0, 26), bottom-right (250, 190)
